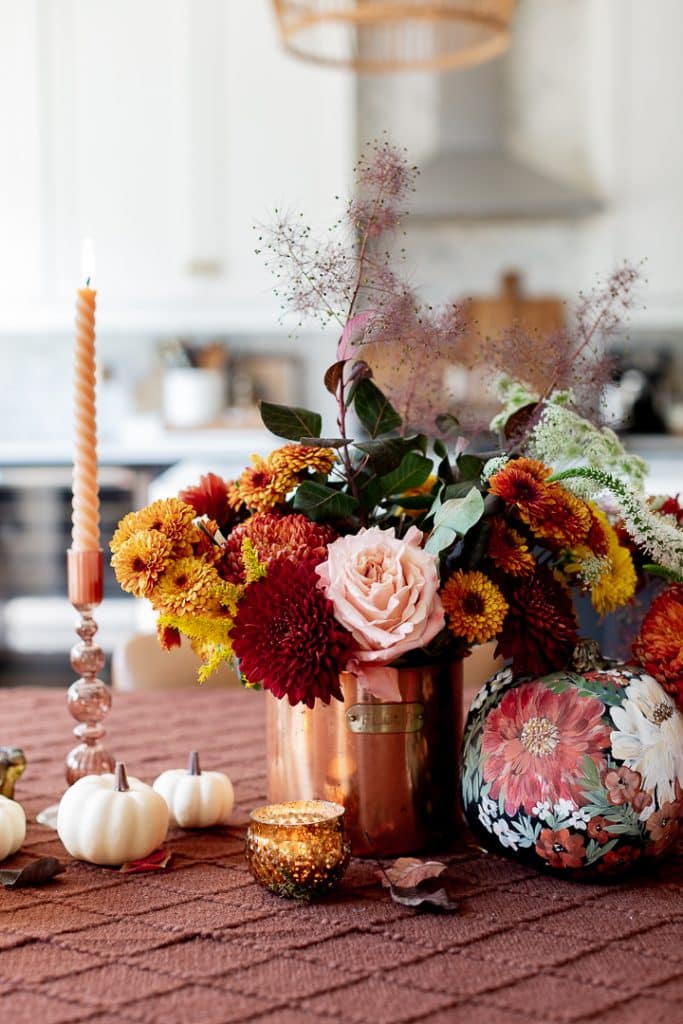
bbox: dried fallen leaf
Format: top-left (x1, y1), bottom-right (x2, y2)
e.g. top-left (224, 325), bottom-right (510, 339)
top-left (379, 857), bottom-right (447, 889)
top-left (120, 848), bottom-right (172, 873)
top-left (377, 857), bottom-right (459, 913)
top-left (0, 857), bottom-right (65, 887)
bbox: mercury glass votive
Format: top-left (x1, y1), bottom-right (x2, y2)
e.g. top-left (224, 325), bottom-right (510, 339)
top-left (245, 800), bottom-right (351, 900)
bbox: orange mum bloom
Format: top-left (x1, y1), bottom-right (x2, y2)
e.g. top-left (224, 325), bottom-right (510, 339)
top-left (151, 557), bottom-right (223, 616)
top-left (237, 456), bottom-right (290, 514)
top-left (111, 530), bottom-right (174, 598)
top-left (633, 585), bottom-right (683, 708)
top-left (488, 518), bottom-right (536, 577)
top-left (488, 463), bottom-right (558, 522)
top-left (442, 570), bottom-right (508, 645)
top-left (134, 498), bottom-right (199, 556)
top-left (527, 489), bottom-right (593, 548)
top-left (512, 457), bottom-right (552, 482)
top-left (268, 444), bottom-right (337, 480)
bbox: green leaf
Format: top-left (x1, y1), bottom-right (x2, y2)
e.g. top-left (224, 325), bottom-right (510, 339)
top-left (433, 439), bottom-right (447, 459)
top-left (443, 481), bottom-right (478, 499)
top-left (457, 454), bottom-right (485, 481)
top-left (391, 493), bottom-right (434, 511)
top-left (292, 481), bottom-right (358, 522)
top-left (299, 437), bottom-right (351, 448)
top-left (433, 487), bottom-right (485, 536)
top-left (353, 379), bottom-right (402, 438)
top-left (355, 437), bottom-right (419, 475)
top-left (424, 525), bottom-right (457, 556)
top-left (259, 401), bottom-right (322, 442)
top-left (380, 453), bottom-right (433, 498)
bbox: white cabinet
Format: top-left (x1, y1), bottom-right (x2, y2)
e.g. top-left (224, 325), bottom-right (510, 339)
top-left (0, 0), bottom-right (353, 321)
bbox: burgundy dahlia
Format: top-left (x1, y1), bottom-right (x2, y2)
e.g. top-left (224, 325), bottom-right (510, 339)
top-left (231, 557), bottom-right (355, 708)
top-left (180, 473), bottom-right (238, 532)
top-left (495, 565), bottom-right (579, 676)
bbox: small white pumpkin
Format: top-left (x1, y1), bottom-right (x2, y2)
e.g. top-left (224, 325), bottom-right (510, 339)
top-left (153, 751), bottom-right (234, 829)
top-left (0, 794), bottom-right (26, 860)
top-left (57, 762), bottom-right (169, 866)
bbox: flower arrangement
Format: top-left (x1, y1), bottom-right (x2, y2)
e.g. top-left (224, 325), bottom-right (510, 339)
top-left (111, 142), bottom-right (683, 709)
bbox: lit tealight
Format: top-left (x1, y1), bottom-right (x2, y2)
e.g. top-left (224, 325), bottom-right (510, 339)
top-left (246, 800), bottom-right (350, 900)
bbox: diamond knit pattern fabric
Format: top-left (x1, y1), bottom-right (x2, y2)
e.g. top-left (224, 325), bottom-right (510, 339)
top-left (1, 686), bottom-right (681, 1023)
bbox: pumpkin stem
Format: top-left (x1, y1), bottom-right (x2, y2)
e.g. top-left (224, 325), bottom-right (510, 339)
top-left (188, 750), bottom-right (201, 776)
top-left (114, 762), bottom-right (130, 792)
top-left (570, 639), bottom-right (610, 674)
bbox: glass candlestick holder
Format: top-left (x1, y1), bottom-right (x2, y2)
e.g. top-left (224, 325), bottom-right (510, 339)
top-left (65, 549), bottom-right (115, 783)
top-left (36, 549), bottom-right (115, 828)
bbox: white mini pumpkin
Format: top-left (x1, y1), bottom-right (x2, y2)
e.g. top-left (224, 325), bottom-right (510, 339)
top-left (0, 794), bottom-right (26, 860)
top-left (57, 762), bottom-right (169, 866)
top-left (153, 751), bottom-right (234, 829)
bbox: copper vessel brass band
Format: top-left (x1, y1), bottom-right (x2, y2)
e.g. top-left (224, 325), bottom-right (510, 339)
top-left (67, 549), bottom-right (104, 608)
top-left (345, 702), bottom-right (424, 734)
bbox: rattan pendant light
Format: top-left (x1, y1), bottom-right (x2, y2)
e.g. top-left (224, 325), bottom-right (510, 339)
top-left (271, 0), bottom-right (515, 72)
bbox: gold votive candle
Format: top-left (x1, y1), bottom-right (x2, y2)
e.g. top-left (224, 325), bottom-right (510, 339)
top-left (245, 800), bottom-right (350, 901)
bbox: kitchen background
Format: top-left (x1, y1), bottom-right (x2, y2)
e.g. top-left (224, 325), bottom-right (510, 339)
top-left (0, 0), bottom-right (681, 685)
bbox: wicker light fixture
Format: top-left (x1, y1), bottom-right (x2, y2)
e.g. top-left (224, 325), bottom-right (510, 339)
top-left (271, 0), bottom-right (516, 73)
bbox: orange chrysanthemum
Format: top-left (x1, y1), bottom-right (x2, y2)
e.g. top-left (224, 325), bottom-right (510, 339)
top-left (441, 570), bottom-right (509, 645)
top-left (111, 530), bottom-right (174, 598)
top-left (151, 557), bottom-right (223, 616)
top-left (512, 457), bottom-right (552, 482)
top-left (268, 444), bottom-right (337, 480)
top-left (488, 464), bottom-right (558, 522)
top-left (487, 518), bottom-right (536, 577)
top-left (527, 489), bottom-right (593, 548)
top-left (110, 509), bottom-right (145, 555)
top-left (237, 456), bottom-right (290, 513)
top-left (219, 512), bottom-right (337, 583)
top-left (633, 585), bottom-right (683, 708)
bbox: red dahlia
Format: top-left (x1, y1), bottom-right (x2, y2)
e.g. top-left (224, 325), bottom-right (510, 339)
top-left (231, 558), bottom-right (355, 708)
top-left (495, 565), bottom-right (579, 676)
top-left (180, 473), bottom-right (239, 532)
top-left (219, 512), bottom-right (337, 583)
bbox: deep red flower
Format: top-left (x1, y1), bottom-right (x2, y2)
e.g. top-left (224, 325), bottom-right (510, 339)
top-left (219, 512), bottom-right (337, 583)
top-left (157, 624), bottom-right (182, 650)
top-left (587, 817), bottom-right (612, 846)
top-left (535, 828), bottom-right (586, 869)
top-left (604, 766), bottom-right (652, 814)
top-left (231, 557), bottom-right (355, 708)
top-left (495, 566), bottom-right (579, 676)
top-left (633, 584), bottom-right (683, 710)
top-left (180, 473), bottom-right (238, 532)
top-left (656, 494), bottom-right (683, 524)
top-left (597, 845), bottom-right (641, 874)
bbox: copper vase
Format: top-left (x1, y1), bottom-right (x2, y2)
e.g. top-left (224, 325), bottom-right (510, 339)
top-left (266, 661), bottom-right (463, 856)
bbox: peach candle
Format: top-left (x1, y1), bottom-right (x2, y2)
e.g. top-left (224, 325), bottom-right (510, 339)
top-left (71, 240), bottom-right (100, 553)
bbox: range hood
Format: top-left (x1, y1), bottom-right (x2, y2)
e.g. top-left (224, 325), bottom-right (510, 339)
top-left (411, 58), bottom-right (602, 221)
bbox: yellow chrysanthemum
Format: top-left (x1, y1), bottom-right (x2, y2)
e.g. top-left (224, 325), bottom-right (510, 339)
top-left (237, 455), bottom-right (290, 513)
top-left (441, 570), bottom-right (509, 645)
top-left (135, 498), bottom-right (199, 555)
top-left (111, 530), bottom-right (174, 598)
top-left (227, 481), bottom-right (245, 511)
top-left (268, 444), bottom-right (337, 480)
top-left (151, 557), bottom-right (222, 616)
top-left (589, 508), bottom-right (637, 615)
top-left (110, 510), bottom-right (146, 554)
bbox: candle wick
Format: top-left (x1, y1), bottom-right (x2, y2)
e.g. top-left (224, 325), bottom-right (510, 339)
top-left (85, 277), bottom-right (91, 287)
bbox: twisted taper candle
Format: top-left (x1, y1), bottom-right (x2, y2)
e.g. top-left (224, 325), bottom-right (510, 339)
top-left (72, 285), bottom-right (100, 552)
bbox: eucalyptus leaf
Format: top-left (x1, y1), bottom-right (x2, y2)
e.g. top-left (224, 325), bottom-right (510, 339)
top-left (433, 487), bottom-right (485, 536)
top-left (380, 453), bottom-right (433, 498)
top-left (259, 401), bottom-right (322, 442)
top-left (353, 379), bottom-right (402, 438)
top-left (293, 481), bottom-right (358, 521)
top-left (424, 525), bottom-right (457, 556)
top-left (443, 481), bottom-right (478, 500)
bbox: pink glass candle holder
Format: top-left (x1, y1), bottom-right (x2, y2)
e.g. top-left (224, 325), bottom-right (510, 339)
top-left (65, 549), bottom-right (115, 784)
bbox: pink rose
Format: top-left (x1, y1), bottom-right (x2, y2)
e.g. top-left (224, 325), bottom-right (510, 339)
top-left (315, 525), bottom-right (445, 699)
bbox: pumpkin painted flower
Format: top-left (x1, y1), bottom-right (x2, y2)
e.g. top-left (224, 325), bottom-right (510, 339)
top-left (481, 680), bottom-right (611, 815)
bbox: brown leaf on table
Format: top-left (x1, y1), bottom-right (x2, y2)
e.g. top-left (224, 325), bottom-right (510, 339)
top-left (378, 857), bottom-right (447, 889)
top-left (377, 857), bottom-right (459, 913)
top-left (0, 856), bottom-right (65, 887)
top-left (120, 848), bottom-right (172, 873)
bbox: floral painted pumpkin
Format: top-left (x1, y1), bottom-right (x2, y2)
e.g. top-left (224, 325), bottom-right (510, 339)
top-left (461, 647), bottom-right (683, 877)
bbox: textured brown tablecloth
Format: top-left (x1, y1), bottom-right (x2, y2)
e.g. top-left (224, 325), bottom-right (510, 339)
top-left (1, 686), bottom-right (682, 1024)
